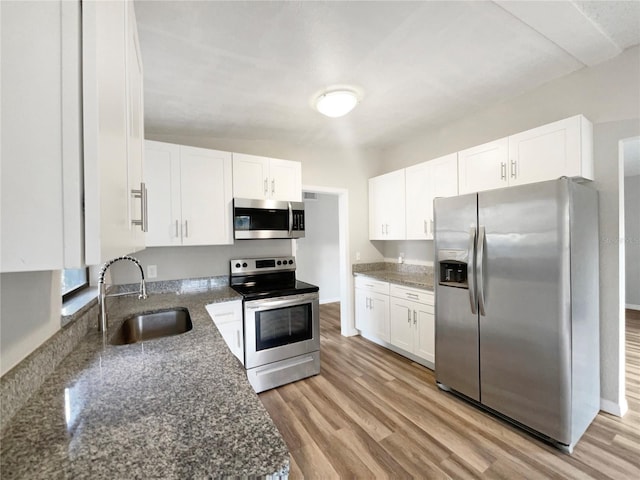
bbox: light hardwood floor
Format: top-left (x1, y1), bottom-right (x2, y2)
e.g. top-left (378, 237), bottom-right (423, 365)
top-left (259, 303), bottom-right (640, 479)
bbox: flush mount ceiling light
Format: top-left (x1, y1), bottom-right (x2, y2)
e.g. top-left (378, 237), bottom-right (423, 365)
top-left (314, 88), bottom-right (361, 118)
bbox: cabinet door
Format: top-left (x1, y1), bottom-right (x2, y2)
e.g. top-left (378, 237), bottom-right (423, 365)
top-left (414, 303), bottom-right (435, 364)
top-left (145, 141), bottom-right (181, 246)
top-left (125, 0), bottom-right (145, 252)
top-left (355, 289), bottom-right (368, 331)
top-left (206, 301), bottom-right (244, 364)
top-left (405, 162), bottom-right (430, 240)
top-left (508, 115), bottom-right (593, 186)
top-left (232, 153), bottom-right (269, 200)
top-left (458, 138), bottom-right (508, 195)
top-left (180, 146), bottom-right (233, 246)
top-left (269, 158), bottom-right (302, 201)
top-left (389, 298), bottom-right (414, 352)
top-left (83, 0), bottom-right (140, 264)
top-left (369, 170), bottom-right (405, 240)
top-left (370, 292), bottom-right (390, 342)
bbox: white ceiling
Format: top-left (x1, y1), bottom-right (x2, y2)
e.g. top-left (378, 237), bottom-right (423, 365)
top-left (135, 0), bottom-right (640, 150)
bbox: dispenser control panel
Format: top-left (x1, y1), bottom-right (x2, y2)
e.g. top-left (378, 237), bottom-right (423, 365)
top-left (437, 249), bottom-right (469, 289)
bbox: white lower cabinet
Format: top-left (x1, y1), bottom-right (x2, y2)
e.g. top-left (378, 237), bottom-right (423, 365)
top-left (354, 277), bottom-right (390, 342)
top-left (389, 285), bottom-right (435, 365)
top-left (355, 276), bottom-right (434, 367)
top-left (206, 300), bottom-right (244, 364)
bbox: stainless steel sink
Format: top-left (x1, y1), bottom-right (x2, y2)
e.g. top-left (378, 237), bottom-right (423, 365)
top-left (110, 308), bottom-right (193, 345)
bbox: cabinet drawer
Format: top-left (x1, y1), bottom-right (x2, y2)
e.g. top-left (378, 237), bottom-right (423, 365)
top-left (354, 276), bottom-right (389, 294)
top-left (390, 284), bottom-right (433, 305)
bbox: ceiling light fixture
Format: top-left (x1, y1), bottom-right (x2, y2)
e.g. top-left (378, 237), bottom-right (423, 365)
top-left (314, 88), bottom-right (360, 118)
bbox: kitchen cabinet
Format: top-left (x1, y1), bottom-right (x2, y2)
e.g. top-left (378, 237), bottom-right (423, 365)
top-left (389, 285), bottom-right (435, 365)
top-left (508, 115), bottom-right (593, 186)
top-left (1, 0), bottom-right (84, 272)
top-left (206, 300), bottom-right (244, 364)
top-left (232, 152), bottom-right (302, 201)
top-left (355, 277), bottom-right (390, 342)
top-left (458, 115), bottom-right (593, 195)
top-left (406, 153), bottom-right (458, 240)
top-left (83, 0), bottom-right (146, 265)
top-left (458, 138), bottom-right (509, 195)
top-left (145, 140), bottom-right (233, 247)
top-left (369, 170), bottom-right (406, 240)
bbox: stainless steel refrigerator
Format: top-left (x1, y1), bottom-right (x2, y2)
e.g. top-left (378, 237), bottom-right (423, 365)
top-left (434, 178), bottom-right (600, 453)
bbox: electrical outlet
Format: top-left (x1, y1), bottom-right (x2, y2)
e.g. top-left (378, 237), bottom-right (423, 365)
top-left (356, 251), bottom-right (361, 261)
top-left (147, 265), bottom-right (157, 279)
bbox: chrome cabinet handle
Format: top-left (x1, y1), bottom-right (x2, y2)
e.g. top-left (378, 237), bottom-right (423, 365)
top-left (500, 162), bottom-right (507, 180)
top-left (407, 293), bottom-right (419, 299)
top-left (477, 226), bottom-right (486, 316)
top-left (430, 219), bottom-right (434, 234)
top-left (130, 182), bottom-right (148, 232)
top-left (413, 310), bottom-right (417, 325)
top-left (271, 179), bottom-right (275, 196)
top-left (424, 220), bottom-right (427, 234)
top-left (381, 224), bottom-right (384, 235)
top-left (468, 227), bottom-right (478, 315)
top-left (264, 178), bottom-right (268, 196)
top-left (184, 220), bottom-right (189, 238)
top-left (510, 160), bottom-right (517, 179)
top-left (407, 309), bottom-right (411, 323)
top-left (236, 330), bottom-right (241, 349)
top-left (175, 220), bottom-right (179, 237)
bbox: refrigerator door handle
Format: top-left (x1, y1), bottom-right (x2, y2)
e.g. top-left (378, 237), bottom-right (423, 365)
top-left (467, 227), bottom-right (478, 314)
top-left (477, 225), bottom-right (487, 316)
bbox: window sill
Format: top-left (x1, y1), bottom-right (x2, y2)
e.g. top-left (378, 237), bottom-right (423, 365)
top-left (61, 287), bottom-right (99, 327)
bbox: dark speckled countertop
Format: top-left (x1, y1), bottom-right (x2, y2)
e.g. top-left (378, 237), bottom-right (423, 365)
top-left (0, 288), bottom-right (289, 479)
top-left (353, 262), bottom-right (434, 291)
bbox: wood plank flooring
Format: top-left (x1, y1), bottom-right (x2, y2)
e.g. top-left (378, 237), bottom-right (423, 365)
top-left (259, 304), bottom-right (640, 479)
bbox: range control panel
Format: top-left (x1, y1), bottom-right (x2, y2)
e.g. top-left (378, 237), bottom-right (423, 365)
top-left (230, 256), bottom-right (296, 275)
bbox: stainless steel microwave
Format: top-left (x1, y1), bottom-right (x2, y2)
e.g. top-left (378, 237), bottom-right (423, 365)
top-left (233, 198), bottom-right (305, 239)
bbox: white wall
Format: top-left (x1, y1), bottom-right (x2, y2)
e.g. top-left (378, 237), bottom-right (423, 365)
top-left (0, 272), bottom-right (62, 376)
top-left (379, 46), bottom-right (640, 414)
top-left (625, 175), bottom-right (640, 308)
top-left (296, 193), bottom-right (340, 303)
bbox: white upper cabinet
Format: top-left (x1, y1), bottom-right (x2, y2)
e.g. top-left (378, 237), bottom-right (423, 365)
top-left (232, 153), bottom-right (302, 201)
top-left (508, 115), bottom-right (593, 186)
top-left (83, 0), bottom-right (146, 265)
top-left (1, 1), bottom-right (83, 272)
top-left (406, 153), bottom-right (458, 240)
top-left (458, 138), bottom-right (509, 195)
top-left (369, 170), bottom-right (406, 240)
top-left (145, 141), bottom-right (233, 247)
top-left (458, 115), bottom-right (593, 195)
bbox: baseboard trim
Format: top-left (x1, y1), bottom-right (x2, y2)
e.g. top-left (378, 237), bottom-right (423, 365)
top-left (600, 397), bottom-right (629, 417)
top-left (625, 304), bottom-right (640, 311)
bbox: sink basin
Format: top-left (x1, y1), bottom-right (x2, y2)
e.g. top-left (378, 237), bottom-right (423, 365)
top-left (110, 308), bottom-right (193, 345)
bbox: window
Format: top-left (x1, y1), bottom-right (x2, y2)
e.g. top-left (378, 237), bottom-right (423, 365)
top-left (61, 268), bottom-right (89, 301)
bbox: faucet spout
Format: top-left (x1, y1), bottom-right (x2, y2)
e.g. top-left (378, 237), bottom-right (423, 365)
top-left (98, 256), bottom-right (147, 333)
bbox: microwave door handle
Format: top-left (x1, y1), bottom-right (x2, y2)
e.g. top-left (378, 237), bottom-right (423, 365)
top-left (288, 202), bottom-right (293, 237)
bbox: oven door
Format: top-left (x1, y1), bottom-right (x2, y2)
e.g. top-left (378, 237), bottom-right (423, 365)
top-left (244, 292), bottom-right (319, 369)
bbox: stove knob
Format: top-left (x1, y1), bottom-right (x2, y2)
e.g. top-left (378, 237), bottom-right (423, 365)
top-left (235, 263), bottom-right (241, 268)
top-left (288, 260), bottom-right (294, 265)
top-left (277, 260), bottom-right (282, 265)
top-left (242, 262), bottom-right (248, 268)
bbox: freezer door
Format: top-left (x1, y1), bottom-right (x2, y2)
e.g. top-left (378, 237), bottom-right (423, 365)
top-left (434, 193), bottom-right (480, 401)
top-left (478, 179), bottom-right (571, 444)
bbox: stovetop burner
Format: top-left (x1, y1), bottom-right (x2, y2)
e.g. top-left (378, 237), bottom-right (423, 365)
top-left (229, 256), bottom-right (319, 300)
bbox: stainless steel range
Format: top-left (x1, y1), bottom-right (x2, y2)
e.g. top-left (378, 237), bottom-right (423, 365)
top-left (230, 256), bottom-right (320, 393)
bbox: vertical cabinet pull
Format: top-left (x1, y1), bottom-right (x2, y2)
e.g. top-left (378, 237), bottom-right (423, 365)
top-left (413, 310), bottom-right (417, 325)
top-left (510, 160), bottom-right (517, 179)
top-left (264, 178), bottom-right (268, 196)
top-left (175, 220), bottom-right (179, 238)
top-left (500, 162), bottom-right (507, 180)
top-left (424, 220), bottom-right (427, 234)
top-left (184, 220), bottom-right (189, 238)
top-left (407, 309), bottom-right (411, 324)
top-left (271, 179), bottom-right (275, 196)
top-left (130, 182), bottom-right (148, 232)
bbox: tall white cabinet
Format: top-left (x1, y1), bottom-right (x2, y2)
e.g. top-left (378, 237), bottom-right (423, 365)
top-left (83, 0), bottom-right (146, 265)
top-left (145, 141), bottom-right (233, 247)
top-left (369, 170), bottom-right (406, 240)
top-left (232, 153), bottom-right (302, 201)
top-left (406, 153), bottom-right (458, 240)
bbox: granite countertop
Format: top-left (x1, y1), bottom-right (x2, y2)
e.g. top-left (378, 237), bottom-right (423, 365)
top-left (354, 270), bottom-right (434, 291)
top-left (0, 287), bottom-right (289, 479)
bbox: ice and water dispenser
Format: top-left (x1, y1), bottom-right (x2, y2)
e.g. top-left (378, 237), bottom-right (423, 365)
top-left (437, 249), bottom-right (469, 288)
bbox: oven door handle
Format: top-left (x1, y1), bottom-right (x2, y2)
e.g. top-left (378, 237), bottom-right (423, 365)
top-left (245, 293), bottom-right (318, 310)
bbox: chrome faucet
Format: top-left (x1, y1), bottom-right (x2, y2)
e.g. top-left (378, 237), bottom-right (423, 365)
top-left (98, 255), bottom-right (148, 333)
